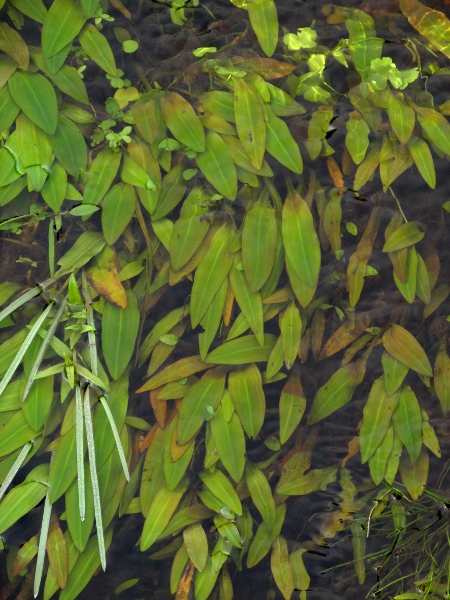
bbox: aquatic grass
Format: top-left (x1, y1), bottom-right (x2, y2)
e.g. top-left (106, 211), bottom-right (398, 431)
top-left (75, 384), bottom-right (85, 521)
top-left (0, 442), bottom-right (32, 502)
top-left (84, 385), bottom-right (106, 570)
top-left (99, 395), bottom-right (130, 481)
top-left (0, 302), bottom-right (54, 397)
top-left (34, 490), bottom-right (52, 598)
top-left (22, 298), bottom-right (67, 402)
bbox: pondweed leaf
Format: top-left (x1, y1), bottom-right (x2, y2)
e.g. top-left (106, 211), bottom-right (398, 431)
top-left (271, 536), bottom-right (294, 600)
top-left (196, 131), bottom-right (237, 200)
top-left (228, 363), bottom-right (265, 438)
top-left (206, 334), bottom-right (276, 365)
top-left (247, 0), bottom-right (279, 57)
top-left (282, 192), bottom-right (321, 289)
top-left (279, 370), bottom-right (306, 444)
top-left (234, 77), bottom-right (266, 170)
top-left (102, 289), bottom-right (139, 380)
top-left (229, 253), bottom-right (264, 346)
top-left (101, 183), bottom-right (136, 246)
top-left (41, 0), bottom-right (86, 59)
top-left (382, 324), bottom-right (432, 377)
top-left (211, 405), bottom-right (245, 483)
top-left (79, 23), bottom-right (117, 76)
top-left (161, 91), bottom-right (205, 152)
top-left (8, 70), bottom-right (58, 134)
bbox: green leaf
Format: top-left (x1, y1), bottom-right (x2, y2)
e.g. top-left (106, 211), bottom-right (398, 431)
top-left (9, 0), bottom-right (47, 23)
top-left (382, 324), bottom-right (432, 377)
top-left (190, 224), bottom-right (234, 328)
top-left (392, 385), bottom-right (422, 463)
top-left (102, 289), bottom-right (139, 380)
top-left (234, 77), bottom-right (266, 170)
top-left (50, 64), bottom-right (89, 104)
top-left (81, 0), bottom-right (99, 17)
top-left (178, 367), bottom-right (227, 445)
top-left (199, 469), bottom-right (242, 515)
top-left (228, 363), bottom-right (265, 438)
top-left (307, 360), bottom-right (366, 425)
top-left (247, 0), bottom-right (279, 57)
top-left (242, 193), bottom-right (277, 292)
top-left (211, 405), bottom-right (245, 483)
top-left (59, 528), bottom-right (113, 600)
top-left (0, 410), bottom-right (37, 458)
top-left (57, 231), bottom-right (105, 275)
top-left (0, 477), bottom-right (48, 535)
top-left (8, 70), bottom-right (58, 134)
top-left (382, 221), bottom-right (425, 252)
top-left (279, 370), bottom-right (306, 444)
top-left (206, 334), bottom-right (276, 364)
top-left (101, 183), bottom-right (136, 246)
top-left (282, 192), bottom-right (321, 289)
top-left (276, 465), bottom-right (337, 495)
top-left (49, 114), bottom-right (87, 177)
top-left (83, 147), bottom-right (122, 206)
top-left (0, 22), bottom-right (29, 70)
top-left (408, 135), bottom-right (436, 189)
top-left (246, 461), bottom-right (276, 526)
top-left (48, 426), bottom-right (77, 503)
top-left (265, 106), bottom-right (303, 173)
top-left (42, 0), bottom-right (86, 59)
top-left (41, 162), bottom-right (67, 211)
top-left (271, 536), bottom-right (294, 600)
top-left (0, 85), bottom-right (19, 131)
top-left (78, 23), bottom-right (117, 76)
top-left (360, 377), bottom-right (399, 463)
top-left (140, 478), bottom-right (189, 551)
top-left (229, 253), bottom-right (264, 345)
top-left (161, 91), bottom-right (205, 152)
top-left (196, 130), bottom-right (237, 200)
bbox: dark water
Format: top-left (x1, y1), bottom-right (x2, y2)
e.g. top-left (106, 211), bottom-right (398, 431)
top-left (2, 0), bottom-right (450, 598)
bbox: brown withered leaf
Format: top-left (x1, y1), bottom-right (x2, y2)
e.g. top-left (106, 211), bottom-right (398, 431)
top-left (319, 313), bottom-right (371, 360)
top-left (86, 245), bottom-right (127, 308)
top-left (176, 559), bottom-right (195, 600)
top-left (341, 435), bottom-right (360, 467)
top-left (326, 157), bottom-right (344, 188)
top-left (150, 387), bottom-right (166, 429)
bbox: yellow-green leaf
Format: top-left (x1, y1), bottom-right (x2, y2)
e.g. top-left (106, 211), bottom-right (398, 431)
top-left (247, 0), bottom-right (278, 57)
top-left (41, 0), bottom-right (86, 60)
top-left (382, 324), bottom-right (432, 377)
top-left (196, 130), bottom-right (237, 200)
top-left (234, 77), bottom-right (266, 170)
top-left (199, 469), bottom-right (242, 515)
top-left (228, 363), bottom-right (265, 438)
top-left (246, 461), bottom-right (276, 526)
top-left (279, 370), bottom-right (306, 444)
top-left (183, 523), bottom-right (208, 572)
top-left (49, 114), bottom-right (87, 176)
top-left (102, 289), bottom-right (139, 380)
top-left (392, 385), bottom-right (422, 463)
top-left (161, 91), bottom-right (205, 152)
top-left (387, 90), bottom-right (415, 144)
top-left (8, 70), bottom-right (57, 134)
top-left (0, 22), bottom-right (29, 70)
top-left (408, 135), bottom-right (435, 189)
top-left (206, 334), bottom-right (276, 364)
top-left (101, 183), bottom-right (136, 246)
top-left (265, 105), bottom-right (303, 173)
top-left (210, 404), bottom-right (245, 483)
top-left (399, 446), bottom-right (428, 501)
top-left (282, 192), bottom-right (321, 289)
top-left (382, 221), bottom-right (424, 252)
top-left (434, 340), bottom-right (450, 416)
top-left (78, 23), bottom-right (117, 76)
top-left (83, 147), bottom-right (122, 206)
top-left (191, 224), bottom-right (234, 328)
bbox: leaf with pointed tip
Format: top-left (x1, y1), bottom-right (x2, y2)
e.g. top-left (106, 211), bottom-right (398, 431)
top-left (161, 91), bottom-right (205, 152)
top-left (0, 22), bottom-right (29, 70)
top-left (42, 0), bottom-right (86, 59)
top-left (382, 324), bottom-right (432, 377)
top-left (228, 363), bottom-right (265, 438)
top-left (206, 334), bottom-right (276, 364)
top-left (101, 183), bottom-right (136, 246)
top-left (78, 23), bottom-right (117, 76)
top-left (211, 405), bottom-right (245, 483)
top-left (279, 370), bottom-right (306, 444)
top-left (234, 77), bottom-right (266, 170)
top-left (9, 70), bottom-right (57, 134)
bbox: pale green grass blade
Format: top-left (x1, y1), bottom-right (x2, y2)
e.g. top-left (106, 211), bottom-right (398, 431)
top-left (83, 386), bottom-right (106, 570)
top-left (0, 442), bottom-right (32, 502)
top-left (0, 276), bottom-right (56, 325)
top-left (75, 384), bottom-right (85, 521)
top-left (99, 395), bottom-right (130, 481)
top-left (34, 490), bottom-right (52, 598)
top-left (22, 298), bottom-right (67, 402)
top-left (82, 271), bottom-right (98, 377)
top-left (0, 302), bottom-right (54, 397)
top-left (49, 219), bottom-right (55, 277)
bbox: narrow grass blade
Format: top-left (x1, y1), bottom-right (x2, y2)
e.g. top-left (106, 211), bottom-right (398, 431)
top-left (75, 385), bottom-right (85, 521)
top-left (99, 395), bottom-right (129, 481)
top-left (0, 302), bottom-right (54, 397)
top-left (22, 298), bottom-right (67, 402)
top-left (0, 442), bottom-right (32, 502)
top-left (0, 286), bottom-right (41, 324)
top-left (83, 386), bottom-right (106, 570)
top-left (82, 271), bottom-right (98, 377)
top-left (49, 219), bottom-right (55, 277)
top-left (34, 490), bottom-right (52, 598)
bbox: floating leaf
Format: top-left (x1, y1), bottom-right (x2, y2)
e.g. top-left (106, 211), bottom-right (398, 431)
top-left (161, 91), bottom-right (205, 152)
top-left (211, 404), bottom-right (245, 483)
top-left (307, 360), bottom-right (366, 425)
top-left (191, 224), bottom-right (234, 328)
top-left (9, 70), bottom-right (57, 134)
top-left (228, 363), bottom-right (265, 438)
top-left (279, 370), bottom-right (306, 444)
top-left (392, 385), bottom-right (422, 463)
top-left (234, 77), bottom-right (266, 170)
top-left (41, 0), bottom-right (86, 59)
top-left (101, 183), bottom-right (136, 246)
top-left (242, 193), bottom-right (277, 292)
top-left (196, 131), bottom-right (237, 200)
top-left (382, 324), bottom-right (432, 377)
top-left (246, 462), bottom-right (276, 526)
top-left (247, 0), bottom-right (279, 57)
top-left (276, 465), bottom-right (338, 495)
top-left (382, 221), bottom-right (424, 252)
top-left (282, 192), bottom-right (321, 289)
top-left (399, 446), bottom-right (428, 501)
top-left (102, 289), bottom-right (139, 380)
top-left (79, 23), bottom-right (117, 76)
